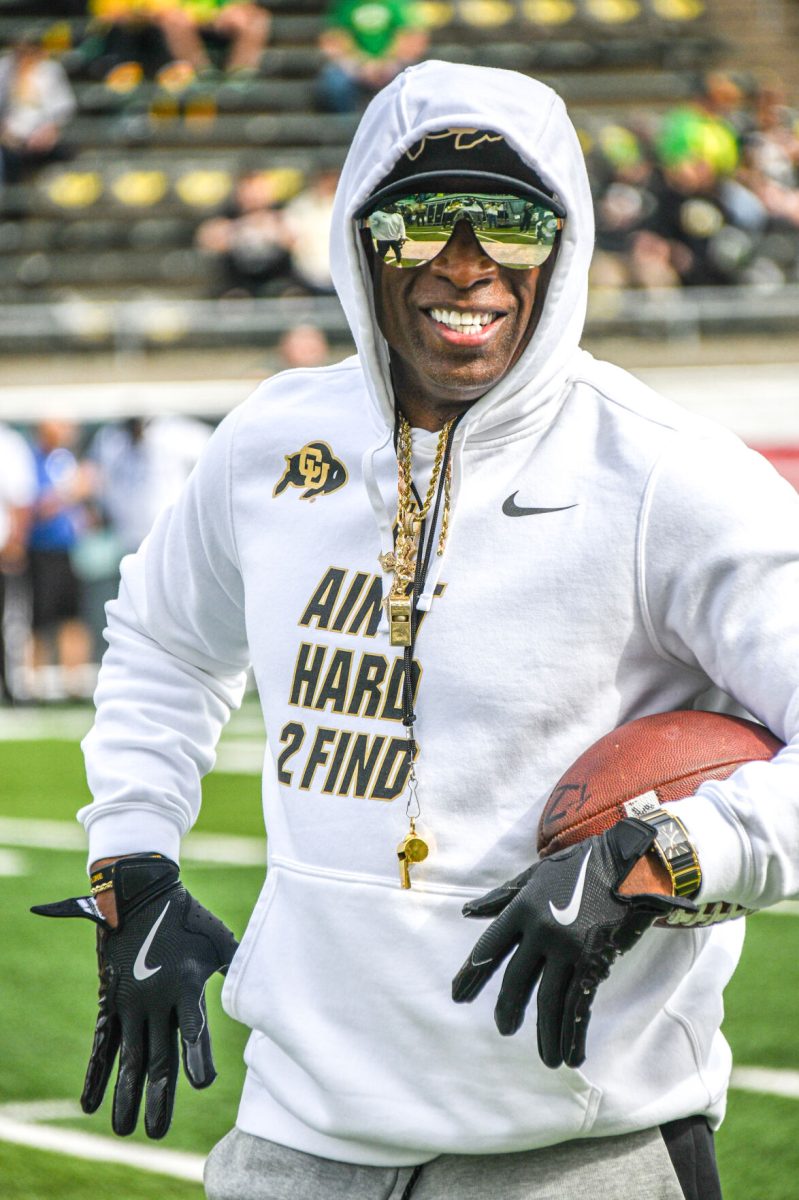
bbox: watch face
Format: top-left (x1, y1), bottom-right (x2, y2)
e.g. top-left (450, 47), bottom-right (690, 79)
top-left (661, 828), bottom-right (691, 860)
top-left (643, 810), bottom-right (701, 898)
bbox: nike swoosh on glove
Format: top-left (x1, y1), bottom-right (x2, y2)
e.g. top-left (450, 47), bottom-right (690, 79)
top-left (452, 819), bottom-right (696, 1069)
top-left (32, 854), bottom-right (238, 1139)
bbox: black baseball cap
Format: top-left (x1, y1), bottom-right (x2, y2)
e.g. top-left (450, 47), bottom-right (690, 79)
top-left (354, 127), bottom-right (566, 219)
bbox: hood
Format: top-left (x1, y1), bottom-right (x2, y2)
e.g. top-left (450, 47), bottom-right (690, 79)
top-left (329, 59), bottom-right (595, 443)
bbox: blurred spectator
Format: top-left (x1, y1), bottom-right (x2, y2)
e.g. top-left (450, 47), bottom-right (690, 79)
top-left (88, 1), bottom-right (270, 82)
top-left (738, 78), bottom-right (799, 230)
top-left (0, 424), bottom-right (36, 703)
top-left (195, 169), bottom-right (293, 296)
top-left (89, 414), bottom-right (212, 556)
top-left (587, 69), bottom-right (799, 291)
top-left (641, 72), bottom-right (749, 285)
top-left (747, 79), bottom-right (799, 187)
top-left (698, 71), bottom-right (750, 140)
top-left (0, 34), bottom-right (76, 186)
top-left (85, 2), bottom-right (171, 83)
top-left (155, 0), bottom-right (271, 76)
top-left (591, 144), bottom-right (679, 290)
top-left (277, 325), bottom-right (331, 370)
top-left (316, 0), bottom-right (428, 113)
top-left (26, 420), bottom-right (96, 700)
top-left (642, 159), bottom-right (738, 286)
top-left (657, 73), bottom-right (742, 177)
top-left (283, 168), bottom-right (340, 295)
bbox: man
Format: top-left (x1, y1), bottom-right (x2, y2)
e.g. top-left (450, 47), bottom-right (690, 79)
top-left (316, 0), bottom-right (428, 114)
top-left (0, 33), bottom-right (76, 186)
top-left (283, 168), bottom-right (340, 295)
top-left (366, 201), bottom-right (406, 262)
top-left (89, 414), bottom-right (212, 557)
top-left (33, 62), bottom-right (799, 1200)
top-left (26, 420), bottom-right (95, 700)
top-left (0, 422), bottom-right (35, 701)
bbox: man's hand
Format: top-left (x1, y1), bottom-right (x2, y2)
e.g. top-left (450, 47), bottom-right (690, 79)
top-left (31, 854), bottom-right (238, 1138)
top-left (452, 819), bottom-right (696, 1069)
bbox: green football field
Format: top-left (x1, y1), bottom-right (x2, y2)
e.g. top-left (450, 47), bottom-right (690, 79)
top-left (1, 702), bottom-right (798, 1199)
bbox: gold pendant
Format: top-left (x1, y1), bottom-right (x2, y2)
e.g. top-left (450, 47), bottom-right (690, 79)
top-left (387, 594), bottom-right (412, 646)
top-left (397, 818), bottom-right (429, 889)
top-left (379, 551), bottom-right (396, 573)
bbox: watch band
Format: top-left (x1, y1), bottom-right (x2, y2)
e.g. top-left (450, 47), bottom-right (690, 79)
top-left (623, 797), bottom-right (702, 899)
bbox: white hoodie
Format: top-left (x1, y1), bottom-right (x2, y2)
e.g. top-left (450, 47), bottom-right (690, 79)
top-left (80, 61), bottom-right (799, 1166)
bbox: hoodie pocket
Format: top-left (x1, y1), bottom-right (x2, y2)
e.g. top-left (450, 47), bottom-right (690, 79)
top-left (220, 859), bottom-right (599, 1155)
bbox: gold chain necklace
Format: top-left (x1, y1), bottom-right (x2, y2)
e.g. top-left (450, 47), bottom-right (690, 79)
top-left (380, 413), bottom-right (457, 888)
top-left (382, 415), bottom-right (455, 648)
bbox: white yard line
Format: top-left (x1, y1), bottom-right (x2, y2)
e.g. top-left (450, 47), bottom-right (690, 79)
top-left (0, 849), bottom-right (27, 875)
top-left (0, 817), bottom-right (264, 866)
top-left (0, 704), bottom-right (264, 739)
top-left (731, 1066), bottom-right (799, 1100)
top-left (762, 900), bottom-right (799, 917)
top-left (0, 708), bottom-right (94, 741)
top-left (0, 818), bottom-right (87, 852)
top-left (215, 739), bottom-right (265, 774)
top-left (0, 708), bottom-right (264, 774)
top-left (0, 1100), bottom-right (85, 1122)
top-left (0, 1113), bottom-right (205, 1182)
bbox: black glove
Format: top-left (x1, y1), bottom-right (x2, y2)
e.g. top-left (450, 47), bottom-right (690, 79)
top-left (452, 819), bottom-right (696, 1069)
top-left (31, 853), bottom-right (238, 1139)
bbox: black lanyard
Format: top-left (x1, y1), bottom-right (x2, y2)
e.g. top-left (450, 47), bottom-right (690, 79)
top-left (395, 411), bottom-right (463, 757)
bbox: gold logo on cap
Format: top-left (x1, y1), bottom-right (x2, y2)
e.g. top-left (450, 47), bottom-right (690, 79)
top-left (405, 128), bottom-right (505, 161)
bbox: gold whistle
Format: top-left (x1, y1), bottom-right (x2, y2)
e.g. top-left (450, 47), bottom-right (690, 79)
top-left (397, 819), bottom-right (429, 889)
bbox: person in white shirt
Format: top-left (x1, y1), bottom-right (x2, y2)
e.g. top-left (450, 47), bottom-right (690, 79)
top-left (89, 414), bottom-right (213, 557)
top-left (0, 423), bottom-right (35, 701)
top-left (283, 169), bottom-right (340, 294)
top-left (0, 34), bottom-right (76, 185)
top-left (366, 203), bottom-right (406, 261)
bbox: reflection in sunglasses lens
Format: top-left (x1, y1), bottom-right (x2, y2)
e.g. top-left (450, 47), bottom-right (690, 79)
top-left (359, 191), bottom-right (563, 270)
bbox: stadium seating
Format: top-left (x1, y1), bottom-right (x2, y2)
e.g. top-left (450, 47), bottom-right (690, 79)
top-left (0, 0), bottom-right (796, 344)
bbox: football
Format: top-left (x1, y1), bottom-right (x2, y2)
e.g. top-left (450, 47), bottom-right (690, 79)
top-left (537, 710), bottom-right (783, 859)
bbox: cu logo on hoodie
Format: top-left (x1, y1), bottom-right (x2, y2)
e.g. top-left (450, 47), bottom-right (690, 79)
top-left (273, 442), bottom-right (348, 500)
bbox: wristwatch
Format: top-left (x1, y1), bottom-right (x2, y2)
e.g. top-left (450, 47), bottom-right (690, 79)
top-left (623, 797), bottom-right (702, 899)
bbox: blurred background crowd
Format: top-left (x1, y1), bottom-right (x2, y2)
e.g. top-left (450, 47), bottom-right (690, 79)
top-left (0, 320), bottom-right (331, 703)
top-left (0, 411), bottom-right (213, 701)
top-left (2, 2), bottom-right (798, 297)
top-left (0, 0), bottom-right (798, 701)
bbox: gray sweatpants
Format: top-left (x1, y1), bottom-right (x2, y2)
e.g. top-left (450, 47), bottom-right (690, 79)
top-left (204, 1126), bottom-right (686, 1200)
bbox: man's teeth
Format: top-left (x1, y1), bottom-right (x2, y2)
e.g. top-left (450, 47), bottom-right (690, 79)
top-left (429, 309), bottom-right (496, 331)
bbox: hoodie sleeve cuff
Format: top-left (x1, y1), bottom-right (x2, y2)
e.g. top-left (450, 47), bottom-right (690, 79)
top-left (664, 794), bottom-right (751, 905)
top-left (79, 807), bottom-right (184, 872)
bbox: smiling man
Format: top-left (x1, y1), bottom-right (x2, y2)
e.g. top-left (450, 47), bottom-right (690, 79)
top-left (358, 129), bottom-right (562, 427)
top-left (33, 60), bottom-right (799, 1200)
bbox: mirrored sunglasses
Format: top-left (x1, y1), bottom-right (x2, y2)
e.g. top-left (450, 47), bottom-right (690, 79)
top-left (357, 189), bottom-right (564, 271)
